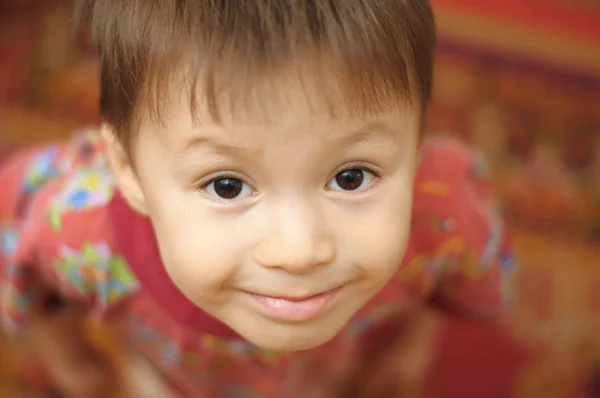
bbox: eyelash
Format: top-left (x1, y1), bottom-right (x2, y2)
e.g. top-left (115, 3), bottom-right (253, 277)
top-left (334, 164), bottom-right (381, 180)
top-left (197, 164), bottom-right (382, 200)
top-left (327, 164), bottom-right (381, 190)
top-left (200, 173), bottom-right (241, 189)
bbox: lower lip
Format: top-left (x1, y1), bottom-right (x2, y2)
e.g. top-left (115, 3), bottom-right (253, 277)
top-left (249, 288), bottom-right (340, 322)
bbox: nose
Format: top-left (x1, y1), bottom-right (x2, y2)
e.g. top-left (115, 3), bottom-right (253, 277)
top-left (252, 200), bottom-right (336, 274)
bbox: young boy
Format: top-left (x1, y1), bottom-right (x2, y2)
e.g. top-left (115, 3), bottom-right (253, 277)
top-left (0, 0), bottom-right (515, 396)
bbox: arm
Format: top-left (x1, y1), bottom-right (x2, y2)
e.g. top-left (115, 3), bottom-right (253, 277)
top-left (410, 137), bottom-right (516, 319)
top-left (1, 132), bottom-right (138, 396)
top-left (1, 129), bottom-right (138, 331)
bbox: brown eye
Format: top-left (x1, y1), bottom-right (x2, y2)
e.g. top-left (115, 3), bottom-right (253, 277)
top-left (214, 178), bottom-right (242, 198)
top-left (335, 169), bottom-right (364, 191)
top-left (328, 168), bottom-right (376, 192)
top-left (206, 178), bottom-right (247, 199)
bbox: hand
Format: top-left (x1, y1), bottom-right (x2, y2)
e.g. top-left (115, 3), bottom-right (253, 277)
top-left (119, 352), bottom-right (174, 398)
top-left (25, 308), bottom-right (117, 398)
top-left (323, 309), bottom-right (441, 398)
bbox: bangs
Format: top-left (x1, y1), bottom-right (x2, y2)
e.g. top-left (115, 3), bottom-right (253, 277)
top-left (140, 44), bottom-right (415, 129)
top-left (84, 0), bottom-right (435, 149)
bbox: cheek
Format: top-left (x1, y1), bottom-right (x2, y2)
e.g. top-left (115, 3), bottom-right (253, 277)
top-left (337, 185), bottom-right (413, 279)
top-left (132, 138), bottom-right (244, 301)
top-left (143, 191), bottom-right (243, 300)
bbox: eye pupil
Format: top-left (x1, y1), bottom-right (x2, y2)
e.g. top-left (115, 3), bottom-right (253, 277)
top-left (335, 169), bottom-right (364, 191)
top-left (214, 178), bottom-right (243, 199)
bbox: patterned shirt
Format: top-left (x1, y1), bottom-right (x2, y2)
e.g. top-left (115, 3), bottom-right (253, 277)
top-left (0, 128), bottom-right (515, 397)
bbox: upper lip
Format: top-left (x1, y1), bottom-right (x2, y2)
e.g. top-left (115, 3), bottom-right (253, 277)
top-left (243, 286), bottom-right (342, 301)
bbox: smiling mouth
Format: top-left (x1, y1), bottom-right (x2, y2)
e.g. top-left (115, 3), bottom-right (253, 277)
top-left (248, 287), bottom-right (342, 322)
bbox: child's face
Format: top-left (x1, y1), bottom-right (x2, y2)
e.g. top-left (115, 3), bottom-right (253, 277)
top-left (111, 86), bottom-right (420, 351)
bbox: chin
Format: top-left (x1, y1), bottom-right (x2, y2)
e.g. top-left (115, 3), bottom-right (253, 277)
top-left (238, 323), bottom-right (342, 352)
top-left (247, 334), bottom-right (330, 352)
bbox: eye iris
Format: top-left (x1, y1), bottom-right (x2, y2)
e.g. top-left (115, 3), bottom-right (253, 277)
top-left (214, 178), bottom-right (243, 199)
top-left (335, 169), bottom-right (364, 191)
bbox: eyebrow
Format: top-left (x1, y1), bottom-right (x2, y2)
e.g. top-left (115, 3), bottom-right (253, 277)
top-left (178, 134), bottom-right (263, 158)
top-left (178, 120), bottom-right (399, 156)
top-left (337, 121), bottom-right (401, 149)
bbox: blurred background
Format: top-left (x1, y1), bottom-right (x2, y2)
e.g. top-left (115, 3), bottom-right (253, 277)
top-left (0, 0), bottom-right (599, 396)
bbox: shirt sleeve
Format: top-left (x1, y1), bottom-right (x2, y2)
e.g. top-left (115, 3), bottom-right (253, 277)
top-left (0, 131), bottom-right (139, 332)
top-left (407, 137), bottom-right (516, 319)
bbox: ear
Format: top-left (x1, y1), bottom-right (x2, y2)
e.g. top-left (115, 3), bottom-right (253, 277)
top-left (101, 124), bottom-right (149, 215)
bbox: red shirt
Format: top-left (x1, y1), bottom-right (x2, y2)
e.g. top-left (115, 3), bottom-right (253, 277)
top-left (0, 129), bottom-right (515, 396)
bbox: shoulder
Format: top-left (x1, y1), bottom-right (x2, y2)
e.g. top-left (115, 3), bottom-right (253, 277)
top-left (0, 128), bottom-right (107, 216)
top-left (404, 136), bottom-right (514, 314)
top-left (401, 137), bottom-right (503, 282)
top-left (415, 136), bottom-right (492, 201)
top-left (10, 131), bottom-right (140, 310)
top-left (22, 129), bottom-right (117, 237)
top-left (408, 136), bottom-right (496, 252)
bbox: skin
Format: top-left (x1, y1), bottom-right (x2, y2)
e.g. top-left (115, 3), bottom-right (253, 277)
top-left (27, 81), bottom-right (423, 396)
top-left (309, 308), bottom-right (441, 398)
top-left (25, 308), bottom-right (117, 398)
top-left (105, 80), bottom-right (422, 351)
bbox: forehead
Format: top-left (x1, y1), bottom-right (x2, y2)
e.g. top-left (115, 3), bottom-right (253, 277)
top-left (136, 54), bottom-right (421, 135)
top-left (139, 81), bottom-right (419, 156)
top-left (139, 66), bottom-right (420, 138)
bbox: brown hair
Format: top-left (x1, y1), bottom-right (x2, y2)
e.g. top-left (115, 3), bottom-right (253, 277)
top-left (76, 0), bottom-right (436, 150)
